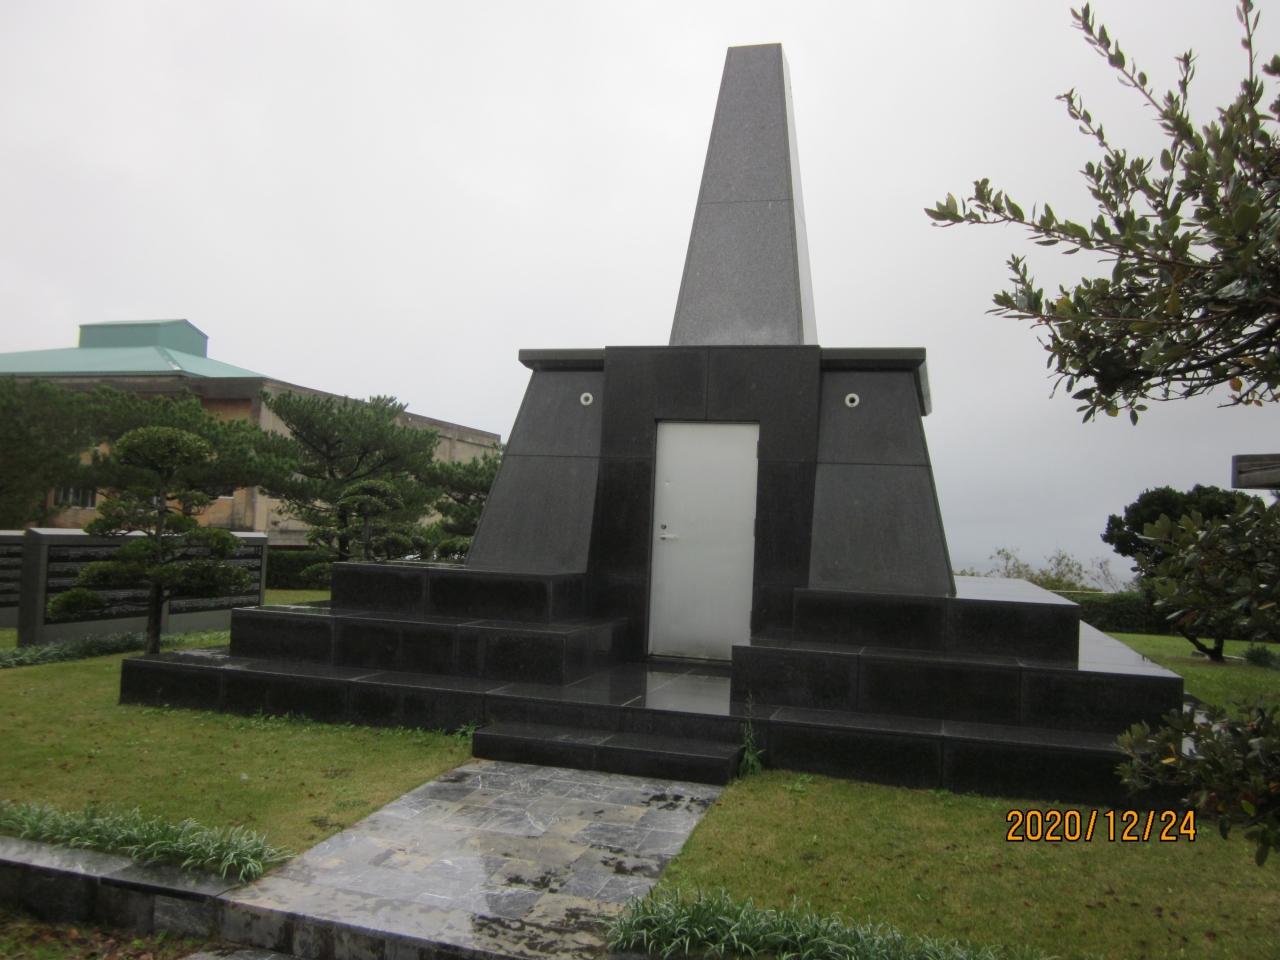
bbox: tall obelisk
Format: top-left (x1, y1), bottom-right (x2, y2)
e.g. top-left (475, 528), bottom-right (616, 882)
top-left (670, 44), bottom-right (817, 346)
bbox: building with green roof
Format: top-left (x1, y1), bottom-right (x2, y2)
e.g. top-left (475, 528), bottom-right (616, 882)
top-left (0, 320), bottom-right (500, 545)
top-left (0, 319), bottom-right (264, 379)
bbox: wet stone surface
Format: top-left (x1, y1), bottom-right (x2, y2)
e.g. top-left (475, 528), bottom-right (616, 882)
top-left (224, 759), bottom-right (720, 960)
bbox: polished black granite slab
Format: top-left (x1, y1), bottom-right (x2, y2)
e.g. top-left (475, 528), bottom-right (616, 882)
top-left (473, 721), bottom-right (741, 784)
top-left (229, 605), bottom-right (624, 686)
top-left (122, 650), bottom-right (738, 720)
top-left (120, 629), bottom-right (1171, 799)
top-left (329, 564), bottom-right (588, 622)
top-left (793, 575), bottom-right (1081, 661)
top-left (731, 620), bottom-right (1181, 732)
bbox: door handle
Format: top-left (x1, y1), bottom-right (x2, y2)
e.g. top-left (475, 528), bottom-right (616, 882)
top-left (658, 534), bottom-right (679, 541)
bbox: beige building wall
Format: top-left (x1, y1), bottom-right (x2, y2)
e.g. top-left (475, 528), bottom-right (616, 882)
top-left (39, 375), bottom-right (501, 546)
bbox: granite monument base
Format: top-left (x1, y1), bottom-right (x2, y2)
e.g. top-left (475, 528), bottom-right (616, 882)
top-left (120, 568), bottom-right (1181, 800)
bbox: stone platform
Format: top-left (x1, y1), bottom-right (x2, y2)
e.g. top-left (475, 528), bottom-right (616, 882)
top-left (120, 571), bottom-right (1181, 802)
top-left (222, 759), bottom-right (719, 960)
top-left (0, 760), bottom-right (719, 960)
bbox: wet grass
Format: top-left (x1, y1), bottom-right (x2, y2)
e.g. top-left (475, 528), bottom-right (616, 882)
top-left (0, 594), bottom-right (468, 856)
top-left (613, 888), bottom-right (1046, 960)
top-left (263, 588), bottom-right (330, 605)
top-left (1112, 632), bottom-right (1280, 707)
top-left (662, 771), bottom-right (1279, 960)
top-left (659, 634), bottom-right (1279, 960)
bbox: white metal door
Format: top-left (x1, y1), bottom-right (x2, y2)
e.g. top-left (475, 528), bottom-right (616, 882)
top-left (648, 421), bottom-right (759, 659)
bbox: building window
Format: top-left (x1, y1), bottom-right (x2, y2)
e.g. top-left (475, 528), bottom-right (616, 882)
top-left (54, 487), bottom-right (97, 509)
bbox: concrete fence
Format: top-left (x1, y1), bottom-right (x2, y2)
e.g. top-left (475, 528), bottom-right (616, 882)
top-left (0, 531), bottom-right (21, 629)
top-left (16, 527), bottom-right (266, 647)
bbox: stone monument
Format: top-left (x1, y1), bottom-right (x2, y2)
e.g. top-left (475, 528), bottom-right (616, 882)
top-left (121, 44), bottom-right (1182, 800)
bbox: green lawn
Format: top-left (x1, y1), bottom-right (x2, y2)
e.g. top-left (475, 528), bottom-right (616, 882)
top-left (657, 632), bottom-right (1280, 960)
top-left (1113, 632), bottom-right (1280, 706)
top-left (661, 772), bottom-right (1278, 960)
top-left (0, 622), bottom-right (467, 855)
top-left (264, 588), bottom-right (329, 606)
top-left (3, 602), bottom-right (1278, 959)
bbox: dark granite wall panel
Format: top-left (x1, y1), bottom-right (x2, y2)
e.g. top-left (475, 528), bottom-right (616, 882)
top-left (809, 464), bottom-right (953, 595)
top-left (399, 621), bottom-right (459, 674)
top-left (331, 564), bottom-right (427, 618)
top-left (229, 609), bottom-right (334, 662)
top-left (706, 347), bottom-right (820, 460)
top-left (467, 366), bottom-right (604, 574)
top-left (950, 597), bottom-right (1079, 662)
top-left (119, 661), bottom-right (221, 708)
top-left (765, 721), bottom-right (943, 788)
top-left (333, 620), bottom-right (401, 670)
top-left (599, 348), bottom-right (709, 458)
top-left (753, 461), bottom-right (815, 583)
top-left (428, 571), bottom-right (555, 621)
top-left (467, 455), bottom-right (600, 573)
top-left (942, 739), bottom-right (1124, 803)
top-left (857, 656), bottom-right (1022, 724)
top-left (730, 645), bottom-right (857, 711)
top-left (817, 371), bottom-right (928, 464)
top-left (750, 582), bottom-right (796, 634)
top-left (793, 590), bottom-right (947, 649)
top-left (807, 366), bottom-right (952, 599)
top-left (588, 459), bottom-right (653, 581)
top-left (504, 370), bottom-right (603, 458)
top-left (349, 683), bottom-right (400, 725)
top-left (589, 577), bottom-right (648, 660)
top-left (1021, 670), bottom-right (1183, 733)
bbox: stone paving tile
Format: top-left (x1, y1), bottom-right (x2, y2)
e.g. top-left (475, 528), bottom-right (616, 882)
top-left (222, 759), bottom-right (721, 960)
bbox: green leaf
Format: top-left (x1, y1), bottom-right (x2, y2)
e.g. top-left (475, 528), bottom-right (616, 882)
top-left (1232, 203), bottom-right (1260, 233)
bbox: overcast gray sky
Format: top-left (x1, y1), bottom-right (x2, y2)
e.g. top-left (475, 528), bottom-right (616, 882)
top-left (3, 0), bottom-right (1278, 577)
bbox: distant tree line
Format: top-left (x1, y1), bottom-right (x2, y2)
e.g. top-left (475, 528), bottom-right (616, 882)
top-left (0, 377), bottom-right (501, 651)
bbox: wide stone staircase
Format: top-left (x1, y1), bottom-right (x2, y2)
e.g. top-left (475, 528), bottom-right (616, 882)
top-left (120, 565), bottom-right (1181, 799)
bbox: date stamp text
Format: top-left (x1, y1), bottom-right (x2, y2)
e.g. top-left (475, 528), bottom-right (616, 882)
top-left (1005, 808), bottom-right (1196, 843)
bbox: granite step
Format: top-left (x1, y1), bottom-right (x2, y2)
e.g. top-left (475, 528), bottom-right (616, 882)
top-left (331, 563), bottom-right (588, 622)
top-left (228, 606), bottom-right (626, 686)
top-left (473, 721), bottom-right (743, 785)
top-left (759, 705), bottom-right (1135, 803)
top-left (793, 578), bottom-right (1080, 662)
top-left (732, 627), bottom-right (1183, 734)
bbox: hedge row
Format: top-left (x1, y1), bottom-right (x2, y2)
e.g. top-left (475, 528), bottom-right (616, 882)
top-left (264, 547), bottom-right (328, 589)
top-left (1056, 590), bottom-right (1173, 635)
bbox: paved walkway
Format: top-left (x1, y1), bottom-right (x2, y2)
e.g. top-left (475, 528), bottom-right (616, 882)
top-left (221, 759), bottom-right (721, 959)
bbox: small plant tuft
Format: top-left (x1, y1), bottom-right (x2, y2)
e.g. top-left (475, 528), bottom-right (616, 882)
top-left (1243, 643), bottom-right (1278, 669)
top-left (450, 720), bottom-right (482, 747)
top-left (783, 774), bottom-right (815, 795)
top-left (0, 630), bottom-right (220, 669)
top-left (0, 632), bottom-right (150, 669)
top-left (0, 800), bottom-right (289, 882)
top-left (610, 889), bottom-right (1043, 960)
top-left (738, 719), bottom-right (764, 779)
